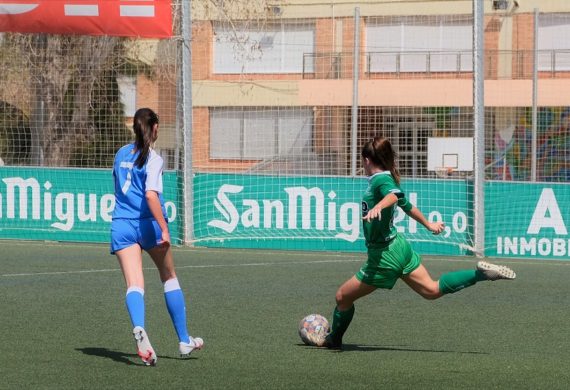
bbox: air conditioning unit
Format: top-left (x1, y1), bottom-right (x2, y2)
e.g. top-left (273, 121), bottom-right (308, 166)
top-left (492, 0), bottom-right (509, 10)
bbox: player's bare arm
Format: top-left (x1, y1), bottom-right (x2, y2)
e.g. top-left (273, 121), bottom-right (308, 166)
top-left (363, 193), bottom-right (398, 222)
top-left (405, 206), bottom-right (445, 235)
top-left (146, 190), bottom-right (170, 246)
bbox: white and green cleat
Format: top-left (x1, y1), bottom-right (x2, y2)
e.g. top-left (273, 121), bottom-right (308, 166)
top-left (477, 261), bottom-right (516, 281)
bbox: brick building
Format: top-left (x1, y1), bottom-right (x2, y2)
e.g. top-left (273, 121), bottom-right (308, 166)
top-left (142, 0), bottom-right (570, 181)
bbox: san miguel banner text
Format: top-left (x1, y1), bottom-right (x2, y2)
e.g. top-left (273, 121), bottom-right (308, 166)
top-left (192, 173), bottom-right (472, 256)
top-left (0, 168), bottom-right (182, 244)
top-left (0, 0), bottom-right (172, 37)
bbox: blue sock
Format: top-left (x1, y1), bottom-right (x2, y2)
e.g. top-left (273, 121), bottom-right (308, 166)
top-left (164, 278), bottom-right (190, 343)
top-left (125, 287), bottom-right (145, 329)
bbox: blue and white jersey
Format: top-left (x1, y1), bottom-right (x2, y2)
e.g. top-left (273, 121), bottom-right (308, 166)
top-left (112, 143), bottom-right (167, 220)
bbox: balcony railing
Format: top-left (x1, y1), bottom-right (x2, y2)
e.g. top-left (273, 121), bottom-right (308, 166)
top-left (366, 50), bottom-right (473, 76)
top-left (302, 50), bottom-right (570, 80)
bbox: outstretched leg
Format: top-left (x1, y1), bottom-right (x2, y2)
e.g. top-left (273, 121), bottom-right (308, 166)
top-left (403, 261), bottom-right (516, 300)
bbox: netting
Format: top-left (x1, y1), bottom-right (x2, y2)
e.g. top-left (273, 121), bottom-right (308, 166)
top-left (0, 2), bottom-right (184, 244)
top-left (0, 1), bottom-right (568, 258)
top-left (190, 3), bottom-right (479, 253)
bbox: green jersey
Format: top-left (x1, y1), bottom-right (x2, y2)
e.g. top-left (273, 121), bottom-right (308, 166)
top-left (362, 171), bottom-right (413, 248)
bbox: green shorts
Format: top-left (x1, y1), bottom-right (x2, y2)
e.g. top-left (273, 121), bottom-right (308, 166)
top-left (355, 234), bottom-right (421, 289)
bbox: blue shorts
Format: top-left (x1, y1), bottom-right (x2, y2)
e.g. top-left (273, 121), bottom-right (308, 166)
top-left (110, 218), bottom-right (163, 254)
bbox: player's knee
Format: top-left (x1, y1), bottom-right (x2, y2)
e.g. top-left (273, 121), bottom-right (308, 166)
top-left (335, 289), bottom-right (348, 306)
top-left (420, 283), bottom-right (442, 300)
top-left (422, 293), bottom-right (440, 300)
top-left (159, 269), bottom-right (177, 283)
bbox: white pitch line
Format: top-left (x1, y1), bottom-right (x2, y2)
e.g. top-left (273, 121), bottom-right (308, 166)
top-left (1, 253), bottom-right (568, 278)
top-left (2, 268), bottom-right (122, 277)
top-left (4, 241), bottom-right (570, 265)
top-left (1, 258), bottom-right (362, 278)
top-left (177, 258), bottom-right (362, 270)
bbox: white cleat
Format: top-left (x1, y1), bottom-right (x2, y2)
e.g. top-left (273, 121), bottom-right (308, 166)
top-left (477, 261), bottom-right (516, 281)
top-left (133, 326), bottom-right (157, 366)
top-left (179, 337), bottom-right (204, 357)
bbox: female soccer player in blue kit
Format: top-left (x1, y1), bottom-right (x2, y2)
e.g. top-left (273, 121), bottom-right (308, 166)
top-left (111, 108), bottom-right (202, 365)
top-left (323, 137), bottom-right (516, 349)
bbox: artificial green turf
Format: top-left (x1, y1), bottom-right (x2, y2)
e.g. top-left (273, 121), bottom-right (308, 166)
top-left (1, 241), bottom-right (569, 389)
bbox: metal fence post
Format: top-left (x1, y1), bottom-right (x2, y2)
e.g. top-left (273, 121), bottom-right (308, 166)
top-left (350, 7), bottom-right (360, 177)
top-left (531, 8), bottom-right (539, 182)
top-left (181, 0), bottom-right (194, 245)
top-left (473, 0), bottom-right (485, 256)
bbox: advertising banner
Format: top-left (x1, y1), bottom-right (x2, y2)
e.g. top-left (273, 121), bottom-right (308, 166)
top-left (0, 167), bottom-right (182, 244)
top-left (486, 182), bottom-right (570, 259)
top-left (2, 169), bottom-right (567, 260)
top-left (0, 0), bottom-right (172, 37)
top-left (193, 173), bottom-right (472, 255)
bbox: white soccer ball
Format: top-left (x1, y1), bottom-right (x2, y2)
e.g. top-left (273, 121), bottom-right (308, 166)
top-left (298, 314), bottom-right (330, 346)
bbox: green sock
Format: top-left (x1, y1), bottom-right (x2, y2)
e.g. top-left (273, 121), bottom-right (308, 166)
top-left (439, 270), bottom-right (486, 295)
top-left (330, 305), bottom-right (355, 341)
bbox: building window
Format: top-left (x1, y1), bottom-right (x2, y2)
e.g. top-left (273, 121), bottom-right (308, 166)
top-left (366, 16), bottom-right (472, 73)
top-left (213, 22), bottom-right (315, 74)
top-left (210, 108), bottom-right (313, 160)
top-left (538, 14), bottom-right (570, 71)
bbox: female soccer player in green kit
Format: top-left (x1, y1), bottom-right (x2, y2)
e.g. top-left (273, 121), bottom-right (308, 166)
top-left (322, 136), bottom-right (516, 349)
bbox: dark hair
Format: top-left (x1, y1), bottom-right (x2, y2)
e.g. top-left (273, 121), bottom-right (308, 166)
top-left (361, 136), bottom-right (401, 185)
top-left (133, 108), bottom-right (159, 168)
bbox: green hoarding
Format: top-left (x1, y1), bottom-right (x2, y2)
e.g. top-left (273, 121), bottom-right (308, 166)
top-left (193, 173), bottom-right (473, 255)
top-left (2, 168), bottom-right (567, 260)
top-left (486, 181), bottom-right (570, 259)
top-left (0, 167), bottom-right (182, 244)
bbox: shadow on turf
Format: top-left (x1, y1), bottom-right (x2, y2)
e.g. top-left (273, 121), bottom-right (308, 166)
top-left (76, 347), bottom-right (144, 366)
top-left (76, 347), bottom-right (198, 365)
top-left (296, 343), bottom-right (488, 354)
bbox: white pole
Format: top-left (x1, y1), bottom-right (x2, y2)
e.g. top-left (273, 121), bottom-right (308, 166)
top-left (531, 8), bottom-right (539, 182)
top-left (473, 0), bottom-right (485, 257)
top-left (181, 1), bottom-right (194, 245)
top-left (350, 7), bottom-right (360, 177)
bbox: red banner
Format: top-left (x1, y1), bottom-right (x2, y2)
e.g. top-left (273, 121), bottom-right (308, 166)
top-left (0, 0), bottom-right (172, 38)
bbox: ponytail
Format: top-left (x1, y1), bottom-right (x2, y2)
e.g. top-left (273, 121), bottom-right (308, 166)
top-left (361, 136), bottom-right (401, 185)
top-left (132, 108), bottom-right (159, 168)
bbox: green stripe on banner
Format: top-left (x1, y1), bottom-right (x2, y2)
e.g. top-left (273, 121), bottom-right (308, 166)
top-left (0, 167), bottom-right (182, 244)
top-left (486, 181), bottom-right (570, 259)
top-left (192, 173), bottom-right (472, 255)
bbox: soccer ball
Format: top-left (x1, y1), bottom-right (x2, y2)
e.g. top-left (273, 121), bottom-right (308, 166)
top-left (298, 314), bottom-right (330, 346)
